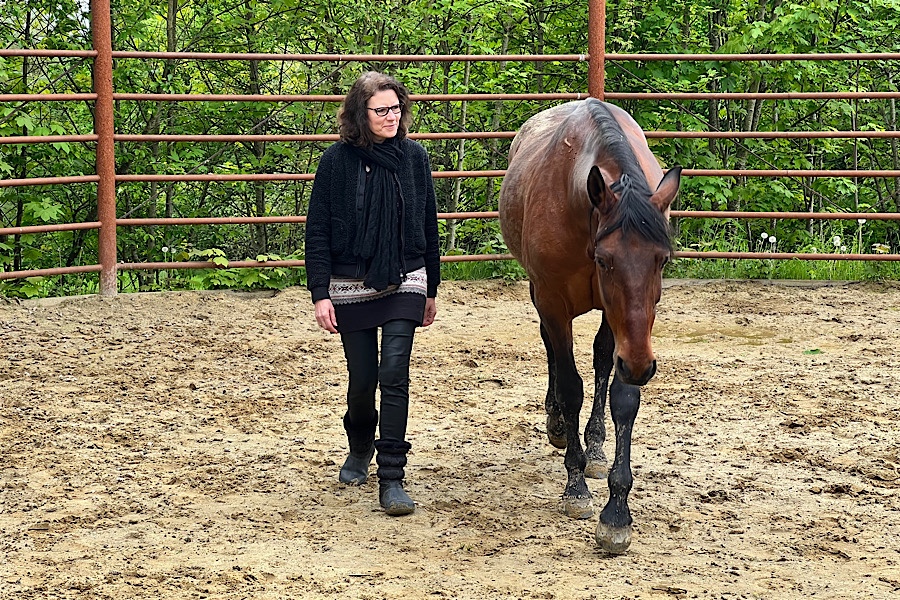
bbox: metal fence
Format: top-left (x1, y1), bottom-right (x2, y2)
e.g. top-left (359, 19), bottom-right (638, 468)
top-left (2, 0), bottom-right (899, 295)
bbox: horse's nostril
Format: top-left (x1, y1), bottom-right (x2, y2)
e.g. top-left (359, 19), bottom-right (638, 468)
top-left (615, 356), bottom-right (632, 380)
top-left (616, 357), bottom-right (657, 385)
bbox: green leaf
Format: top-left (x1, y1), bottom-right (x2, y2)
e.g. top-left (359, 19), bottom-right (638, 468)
top-left (25, 200), bottom-right (63, 223)
top-left (14, 114), bottom-right (35, 131)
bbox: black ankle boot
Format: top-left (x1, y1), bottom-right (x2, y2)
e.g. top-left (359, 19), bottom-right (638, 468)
top-left (339, 411), bottom-right (377, 485)
top-left (375, 439), bottom-right (415, 515)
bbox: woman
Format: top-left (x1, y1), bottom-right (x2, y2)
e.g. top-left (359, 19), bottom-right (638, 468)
top-left (304, 72), bottom-right (440, 516)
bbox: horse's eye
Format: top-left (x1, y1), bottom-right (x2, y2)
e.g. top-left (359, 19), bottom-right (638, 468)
top-left (660, 256), bottom-right (669, 268)
top-left (596, 257), bottom-right (609, 270)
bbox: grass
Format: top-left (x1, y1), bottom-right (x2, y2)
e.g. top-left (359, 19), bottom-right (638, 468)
top-left (666, 257), bottom-right (900, 281)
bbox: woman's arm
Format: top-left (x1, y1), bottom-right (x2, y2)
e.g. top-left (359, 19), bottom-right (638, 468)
top-left (304, 147), bottom-right (336, 303)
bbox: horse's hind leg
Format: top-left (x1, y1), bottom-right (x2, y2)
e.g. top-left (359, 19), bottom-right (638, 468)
top-left (539, 322), bottom-right (567, 449)
top-left (585, 318), bottom-right (613, 478)
top-left (533, 282), bottom-right (566, 449)
top-left (596, 375), bottom-right (639, 554)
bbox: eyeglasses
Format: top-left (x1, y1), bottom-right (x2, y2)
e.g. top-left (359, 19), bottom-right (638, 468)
top-left (367, 103), bottom-right (402, 117)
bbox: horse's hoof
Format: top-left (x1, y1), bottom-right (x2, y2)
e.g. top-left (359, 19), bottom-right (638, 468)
top-left (584, 459), bottom-right (608, 479)
top-left (596, 521), bottom-right (633, 554)
top-left (548, 433), bottom-right (567, 449)
top-left (546, 415), bottom-right (567, 449)
top-left (559, 496), bottom-right (594, 520)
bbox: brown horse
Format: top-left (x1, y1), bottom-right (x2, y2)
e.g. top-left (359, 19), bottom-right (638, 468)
top-left (498, 99), bottom-right (681, 553)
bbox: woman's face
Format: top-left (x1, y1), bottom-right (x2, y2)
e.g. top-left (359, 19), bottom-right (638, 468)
top-left (366, 89), bottom-right (401, 143)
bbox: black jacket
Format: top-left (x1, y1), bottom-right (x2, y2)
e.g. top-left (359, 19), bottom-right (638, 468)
top-left (304, 139), bottom-right (441, 303)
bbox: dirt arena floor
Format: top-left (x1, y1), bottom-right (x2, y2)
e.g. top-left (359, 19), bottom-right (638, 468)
top-left (1, 279), bottom-right (899, 599)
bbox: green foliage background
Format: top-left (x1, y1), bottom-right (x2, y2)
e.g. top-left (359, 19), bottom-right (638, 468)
top-left (2, 0), bottom-right (900, 296)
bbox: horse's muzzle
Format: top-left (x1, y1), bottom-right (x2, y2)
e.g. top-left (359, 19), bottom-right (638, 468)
top-left (616, 356), bottom-right (657, 386)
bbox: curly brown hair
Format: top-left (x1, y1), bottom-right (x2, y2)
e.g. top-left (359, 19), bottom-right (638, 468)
top-left (338, 71), bottom-right (411, 148)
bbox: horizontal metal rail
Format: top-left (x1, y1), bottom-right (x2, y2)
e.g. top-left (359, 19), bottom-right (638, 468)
top-left (117, 216), bottom-right (306, 227)
top-left (6, 168), bottom-right (900, 189)
top-left (7, 130), bottom-right (900, 145)
top-left (0, 175), bottom-right (100, 188)
top-left (7, 130), bottom-right (900, 146)
top-left (0, 49), bottom-right (98, 58)
top-left (5, 48), bottom-right (896, 62)
top-left (113, 171), bottom-right (509, 183)
top-left (109, 51), bottom-right (589, 62)
top-left (111, 169), bottom-right (900, 183)
top-left (8, 168), bottom-right (900, 189)
top-left (0, 135), bottom-right (99, 144)
top-left (110, 92), bottom-right (588, 102)
top-left (676, 251), bottom-right (900, 261)
top-left (647, 131), bottom-right (900, 139)
top-left (611, 52), bottom-right (900, 62)
top-left (113, 132), bottom-right (515, 142)
top-left (117, 259), bottom-right (306, 271)
top-left (7, 209), bottom-right (893, 239)
top-left (110, 211), bottom-right (900, 226)
top-left (0, 93), bottom-right (98, 102)
top-left (0, 264), bottom-right (102, 280)
top-left (108, 51), bottom-right (900, 62)
top-left (0, 222), bottom-right (101, 236)
top-left (671, 210), bottom-right (900, 221)
top-left (687, 169), bottom-right (900, 177)
top-left (114, 173), bottom-right (314, 183)
top-left (113, 211), bottom-right (499, 228)
top-left (100, 91), bottom-right (900, 103)
top-left (6, 91), bottom-right (899, 105)
top-left (606, 92), bottom-right (900, 100)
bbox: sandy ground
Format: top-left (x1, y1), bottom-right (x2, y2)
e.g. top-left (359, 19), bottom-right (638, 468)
top-left (1, 279), bottom-right (899, 599)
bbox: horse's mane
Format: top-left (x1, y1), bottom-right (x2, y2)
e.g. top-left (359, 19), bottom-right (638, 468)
top-left (553, 99), bottom-right (673, 252)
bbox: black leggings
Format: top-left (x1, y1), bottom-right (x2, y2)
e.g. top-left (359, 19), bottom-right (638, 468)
top-left (340, 319), bottom-right (417, 443)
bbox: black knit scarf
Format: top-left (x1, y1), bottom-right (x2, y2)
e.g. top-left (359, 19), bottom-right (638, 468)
top-left (349, 137), bottom-right (405, 291)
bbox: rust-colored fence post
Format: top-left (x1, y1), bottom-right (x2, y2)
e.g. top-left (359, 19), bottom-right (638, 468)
top-left (91, 0), bottom-right (118, 296)
top-left (588, 0), bottom-right (606, 100)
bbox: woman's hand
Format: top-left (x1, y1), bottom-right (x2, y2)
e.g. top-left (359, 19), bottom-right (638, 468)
top-left (314, 299), bottom-right (338, 333)
top-left (422, 297), bottom-right (437, 327)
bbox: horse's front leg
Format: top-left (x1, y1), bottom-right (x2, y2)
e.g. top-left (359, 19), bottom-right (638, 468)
top-left (596, 375), bottom-right (639, 553)
top-left (546, 325), bottom-right (593, 519)
top-left (584, 318), bottom-right (613, 478)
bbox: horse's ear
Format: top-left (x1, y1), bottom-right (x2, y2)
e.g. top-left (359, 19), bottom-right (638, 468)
top-left (650, 166), bottom-right (682, 213)
top-left (587, 165), bottom-right (612, 214)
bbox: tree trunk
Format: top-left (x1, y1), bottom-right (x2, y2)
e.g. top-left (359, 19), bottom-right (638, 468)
top-left (483, 26), bottom-right (512, 213)
top-left (889, 73), bottom-right (900, 208)
top-left (12, 8), bottom-right (33, 272)
top-left (447, 60), bottom-right (471, 252)
top-left (246, 2), bottom-right (267, 254)
top-left (531, 1), bottom-right (546, 93)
